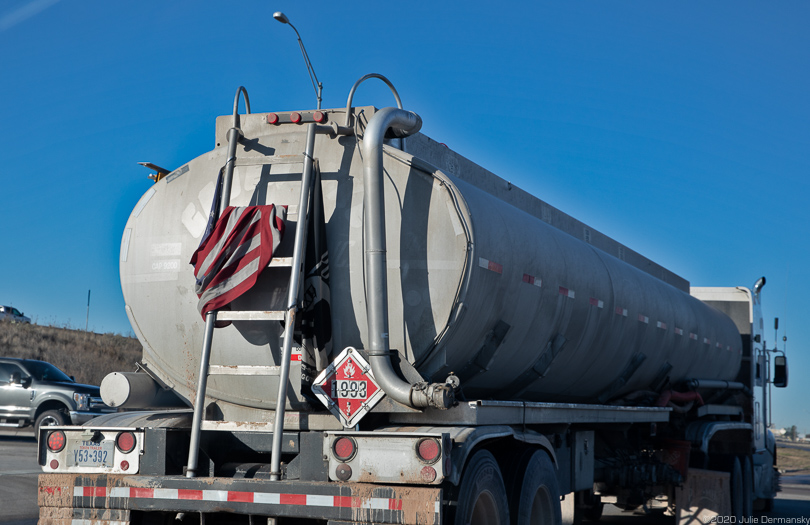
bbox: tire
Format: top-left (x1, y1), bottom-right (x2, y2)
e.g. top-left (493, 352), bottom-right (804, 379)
top-left (455, 450), bottom-right (510, 525)
top-left (35, 409), bottom-right (68, 437)
top-left (730, 457), bottom-right (744, 521)
top-left (516, 451), bottom-right (562, 525)
top-left (741, 455), bottom-right (753, 519)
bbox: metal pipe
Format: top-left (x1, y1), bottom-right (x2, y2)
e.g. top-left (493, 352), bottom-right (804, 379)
top-left (687, 379), bottom-right (746, 391)
top-left (361, 107), bottom-right (453, 410)
top-left (269, 123), bottom-right (318, 481)
top-left (186, 311), bottom-right (216, 478)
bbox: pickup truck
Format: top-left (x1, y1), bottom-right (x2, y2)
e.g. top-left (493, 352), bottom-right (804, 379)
top-left (0, 305), bottom-right (31, 323)
top-left (0, 358), bottom-right (114, 435)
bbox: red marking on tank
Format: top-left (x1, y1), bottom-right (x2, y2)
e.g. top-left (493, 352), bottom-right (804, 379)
top-left (638, 314), bottom-right (649, 324)
top-left (389, 499), bottom-right (404, 510)
top-left (589, 297), bottom-right (604, 308)
top-left (228, 491), bottom-right (254, 503)
top-left (291, 352), bottom-right (302, 361)
top-left (522, 274), bottom-right (541, 287)
top-left (280, 494), bottom-right (307, 505)
top-left (559, 286), bottom-right (575, 298)
top-left (478, 257), bottom-right (502, 274)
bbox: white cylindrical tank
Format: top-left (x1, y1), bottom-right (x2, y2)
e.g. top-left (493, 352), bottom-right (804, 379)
top-left (120, 112), bottom-right (740, 410)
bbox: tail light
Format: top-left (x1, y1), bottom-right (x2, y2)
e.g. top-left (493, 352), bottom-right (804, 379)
top-left (47, 430), bottom-right (66, 453)
top-left (416, 438), bottom-right (440, 464)
top-left (332, 437), bottom-right (357, 462)
top-left (116, 431), bottom-right (136, 453)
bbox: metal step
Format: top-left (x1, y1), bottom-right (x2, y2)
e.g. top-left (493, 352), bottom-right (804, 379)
top-left (216, 310), bottom-right (285, 321)
top-left (208, 365), bottom-right (281, 376)
top-left (268, 257), bottom-right (293, 268)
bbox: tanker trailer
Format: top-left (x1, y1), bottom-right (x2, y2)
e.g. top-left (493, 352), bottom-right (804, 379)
top-left (38, 76), bottom-right (784, 525)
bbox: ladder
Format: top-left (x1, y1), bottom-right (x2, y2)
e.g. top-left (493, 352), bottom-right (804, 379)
top-left (185, 117), bottom-right (319, 482)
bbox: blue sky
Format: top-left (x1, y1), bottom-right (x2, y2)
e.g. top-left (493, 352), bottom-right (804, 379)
top-left (1, 1), bottom-right (807, 430)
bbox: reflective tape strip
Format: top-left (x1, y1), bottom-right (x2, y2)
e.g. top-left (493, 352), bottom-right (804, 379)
top-left (72, 521), bottom-right (128, 525)
top-left (71, 485), bottom-right (431, 514)
top-left (615, 307), bottom-right (628, 317)
top-left (716, 342), bottom-right (723, 349)
top-left (656, 321), bottom-right (667, 330)
top-left (522, 274), bottom-right (542, 287)
top-left (589, 297), bottom-right (604, 308)
top-left (704, 337), bottom-right (710, 345)
top-left (478, 257), bottom-right (503, 274)
top-left (559, 286), bottom-right (575, 299)
top-left (291, 350), bottom-right (302, 362)
top-left (690, 333), bottom-right (698, 340)
top-left (638, 314), bottom-right (649, 324)
top-left (675, 327), bottom-right (684, 335)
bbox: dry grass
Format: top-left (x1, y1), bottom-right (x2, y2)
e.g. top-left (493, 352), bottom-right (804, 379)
top-left (777, 443), bottom-right (810, 476)
top-left (0, 320), bottom-right (142, 385)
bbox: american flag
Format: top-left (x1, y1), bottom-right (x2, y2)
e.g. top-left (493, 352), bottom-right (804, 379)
top-left (190, 204), bottom-right (286, 320)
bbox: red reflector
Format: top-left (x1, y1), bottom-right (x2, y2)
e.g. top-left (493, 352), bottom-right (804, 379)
top-left (313, 111), bottom-right (326, 123)
top-left (266, 113), bottom-right (279, 125)
top-left (290, 112), bottom-right (302, 124)
top-left (421, 465), bottom-right (437, 483)
top-left (116, 431), bottom-right (136, 453)
top-left (50, 459), bottom-right (59, 469)
top-left (333, 437), bottom-right (356, 461)
top-left (47, 430), bottom-right (66, 452)
top-left (417, 438), bottom-right (440, 463)
top-left (120, 460), bottom-right (130, 471)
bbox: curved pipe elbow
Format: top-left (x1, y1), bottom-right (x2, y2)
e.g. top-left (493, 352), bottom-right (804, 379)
top-left (362, 107), bottom-right (452, 410)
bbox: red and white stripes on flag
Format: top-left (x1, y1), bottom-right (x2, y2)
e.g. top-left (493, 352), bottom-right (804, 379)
top-left (190, 205), bottom-right (286, 319)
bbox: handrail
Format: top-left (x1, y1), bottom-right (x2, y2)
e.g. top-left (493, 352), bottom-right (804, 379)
top-left (344, 74), bottom-right (403, 127)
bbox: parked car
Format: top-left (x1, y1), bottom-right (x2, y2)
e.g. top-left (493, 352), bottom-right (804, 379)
top-left (0, 305), bottom-right (31, 323)
top-left (0, 358), bottom-right (114, 435)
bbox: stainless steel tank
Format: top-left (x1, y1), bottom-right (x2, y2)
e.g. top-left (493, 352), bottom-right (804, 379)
top-left (120, 107), bottom-right (741, 411)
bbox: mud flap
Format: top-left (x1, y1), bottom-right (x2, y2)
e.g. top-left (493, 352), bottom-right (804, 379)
top-left (675, 468), bottom-right (731, 525)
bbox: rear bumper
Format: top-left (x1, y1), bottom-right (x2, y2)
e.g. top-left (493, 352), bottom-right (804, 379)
top-left (39, 473), bottom-right (442, 525)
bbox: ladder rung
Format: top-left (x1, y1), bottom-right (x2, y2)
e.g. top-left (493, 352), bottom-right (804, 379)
top-left (208, 365), bottom-right (280, 376)
top-left (268, 257), bottom-right (293, 268)
top-left (217, 311), bottom-right (285, 321)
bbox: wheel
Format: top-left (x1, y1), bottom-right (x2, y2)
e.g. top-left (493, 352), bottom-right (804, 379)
top-left (35, 409), bottom-right (68, 437)
top-left (741, 455), bottom-right (753, 519)
top-left (454, 450), bottom-right (510, 525)
top-left (730, 457), bottom-right (744, 520)
top-left (516, 451), bottom-right (562, 525)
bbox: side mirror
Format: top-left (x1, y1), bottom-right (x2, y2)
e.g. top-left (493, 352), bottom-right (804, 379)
top-left (774, 355), bottom-right (788, 388)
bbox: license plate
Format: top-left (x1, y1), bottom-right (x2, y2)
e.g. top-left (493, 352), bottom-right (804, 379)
top-left (68, 440), bottom-right (114, 467)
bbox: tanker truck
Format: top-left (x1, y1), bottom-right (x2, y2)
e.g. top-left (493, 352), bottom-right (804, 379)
top-left (37, 74), bottom-right (786, 525)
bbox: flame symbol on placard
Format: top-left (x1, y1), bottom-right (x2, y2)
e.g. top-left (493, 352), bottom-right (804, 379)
top-left (343, 361), bottom-right (356, 378)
